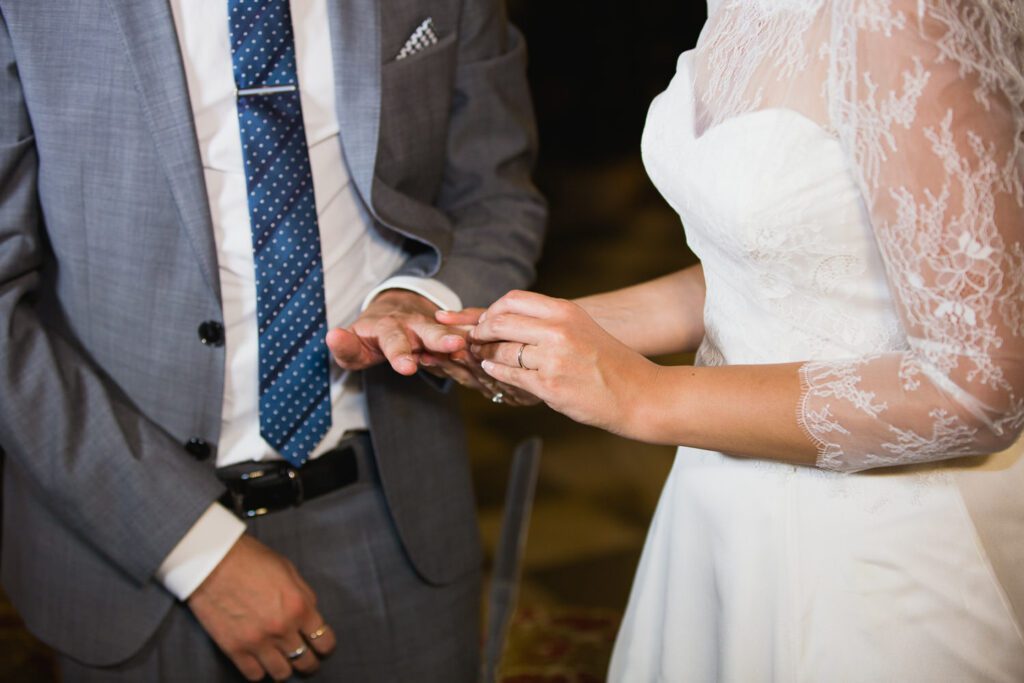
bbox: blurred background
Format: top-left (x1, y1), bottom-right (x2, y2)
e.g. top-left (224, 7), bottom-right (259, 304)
top-left (0, 2), bottom-right (706, 680)
top-left (456, 2), bottom-right (706, 679)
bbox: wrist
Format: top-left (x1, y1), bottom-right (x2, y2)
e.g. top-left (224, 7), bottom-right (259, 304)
top-left (362, 276), bottom-right (462, 313)
top-left (157, 503), bottom-right (247, 601)
top-left (574, 295), bottom-right (616, 328)
top-left (373, 288), bottom-right (435, 308)
top-left (616, 357), bottom-right (666, 443)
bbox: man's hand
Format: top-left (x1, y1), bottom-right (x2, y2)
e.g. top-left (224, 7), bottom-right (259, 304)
top-left (187, 535), bottom-right (337, 682)
top-left (434, 308), bottom-right (540, 407)
top-left (326, 289), bottom-right (466, 376)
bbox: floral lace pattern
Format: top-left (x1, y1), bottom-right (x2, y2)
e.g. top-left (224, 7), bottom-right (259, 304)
top-left (696, 0), bottom-right (827, 137)
top-left (696, 0), bottom-right (1024, 472)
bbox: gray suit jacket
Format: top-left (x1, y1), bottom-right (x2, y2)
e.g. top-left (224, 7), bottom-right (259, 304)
top-left (0, 0), bottom-right (545, 666)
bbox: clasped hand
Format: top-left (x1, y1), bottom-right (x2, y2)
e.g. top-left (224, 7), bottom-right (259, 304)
top-left (326, 287), bottom-right (658, 429)
top-left (326, 289), bottom-right (533, 405)
top-left (439, 290), bottom-right (659, 437)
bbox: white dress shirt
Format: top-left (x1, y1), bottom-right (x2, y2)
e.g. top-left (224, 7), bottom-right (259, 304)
top-left (156, 0), bottom-right (461, 600)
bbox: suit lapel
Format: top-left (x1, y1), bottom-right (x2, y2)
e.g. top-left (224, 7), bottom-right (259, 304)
top-left (104, 0), bottom-right (221, 301)
top-left (326, 0), bottom-right (381, 211)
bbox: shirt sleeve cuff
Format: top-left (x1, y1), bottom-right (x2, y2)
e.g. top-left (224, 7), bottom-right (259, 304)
top-left (155, 503), bottom-right (247, 601)
top-left (361, 276), bottom-right (463, 313)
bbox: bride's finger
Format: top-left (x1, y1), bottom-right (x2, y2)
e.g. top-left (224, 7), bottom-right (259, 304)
top-left (480, 359), bottom-right (542, 395)
top-left (471, 312), bottom-right (550, 345)
top-left (484, 290), bottom-right (572, 321)
top-left (472, 341), bottom-right (539, 370)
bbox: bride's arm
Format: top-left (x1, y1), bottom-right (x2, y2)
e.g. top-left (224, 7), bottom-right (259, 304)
top-left (470, 290), bottom-right (815, 463)
top-left (430, 264), bottom-right (705, 404)
top-left (641, 363), bottom-right (810, 461)
top-left (440, 264), bottom-right (708, 356)
top-left (574, 264), bottom-right (706, 357)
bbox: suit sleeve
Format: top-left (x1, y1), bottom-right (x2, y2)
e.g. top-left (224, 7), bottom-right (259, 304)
top-left (0, 11), bottom-right (227, 585)
top-left (396, 0), bottom-right (547, 308)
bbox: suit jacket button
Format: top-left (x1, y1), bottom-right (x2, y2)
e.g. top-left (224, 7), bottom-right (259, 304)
top-left (198, 321), bottom-right (225, 347)
top-left (185, 438), bottom-right (212, 461)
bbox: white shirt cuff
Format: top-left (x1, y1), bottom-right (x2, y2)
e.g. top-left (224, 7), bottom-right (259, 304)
top-left (361, 276), bottom-right (463, 313)
top-left (155, 503), bottom-right (247, 601)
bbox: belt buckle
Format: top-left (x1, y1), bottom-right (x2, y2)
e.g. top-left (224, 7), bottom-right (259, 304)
top-left (226, 462), bottom-right (305, 518)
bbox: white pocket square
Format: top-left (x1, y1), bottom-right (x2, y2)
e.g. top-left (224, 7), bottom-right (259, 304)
top-left (396, 18), bottom-right (439, 61)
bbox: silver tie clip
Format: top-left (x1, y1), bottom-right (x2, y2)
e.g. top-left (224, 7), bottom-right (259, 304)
top-left (237, 84), bottom-right (298, 97)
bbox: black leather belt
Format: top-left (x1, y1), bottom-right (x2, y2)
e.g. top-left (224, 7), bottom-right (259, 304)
top-left (217, 432), bottom-right (372, 519)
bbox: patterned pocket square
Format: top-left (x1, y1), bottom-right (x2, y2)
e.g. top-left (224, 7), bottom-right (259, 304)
top-left (396, 18), bottom-right (439, 61)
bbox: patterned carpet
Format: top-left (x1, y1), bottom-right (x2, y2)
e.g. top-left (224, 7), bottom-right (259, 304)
top-left (496, 606), bottom-right (620, 682)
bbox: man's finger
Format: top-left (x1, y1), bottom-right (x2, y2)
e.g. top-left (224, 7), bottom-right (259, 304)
top-left (419, 356), bottom-right (450, 379)
top-left (256, 646), bottom-right (292, 683)
top-left (229, 653), bottom-right (265, 683)
top-left (423, 355), bottom-right (489, 390)
top-left (374, 320), bottom-right (419, 375)
top-left (282, 567), bottom-right (335, 657)
top-left (279, 639), bottom-right (320, 675)
top-left (407, 317), bottom-right (467, 354)
top-left (303, 619), bottom-right (337, 657)
top-left (326, 327), bottom-right (375, 369)
top-left (450, 350), bottom-right (521, 395)
top-left (502, 390), bottom-right (542, 407)
top-left (435, 308), bottom-right (486, 326)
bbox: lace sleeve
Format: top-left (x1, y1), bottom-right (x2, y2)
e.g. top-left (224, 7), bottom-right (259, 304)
top-left (799, 0), bottom-right (1024, 472)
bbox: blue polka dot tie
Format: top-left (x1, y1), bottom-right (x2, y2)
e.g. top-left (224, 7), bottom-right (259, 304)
top-left (228, 0), bottom-right (331, 467)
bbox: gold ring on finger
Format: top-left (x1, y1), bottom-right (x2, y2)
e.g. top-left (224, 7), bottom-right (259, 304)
top-left (308, 625), bottom-right (328, 641)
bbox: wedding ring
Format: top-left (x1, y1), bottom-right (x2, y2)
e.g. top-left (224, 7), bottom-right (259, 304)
top-left (516, 343), bottom-right (529, 370)
top-left (308, 625), bottom-right (328, 641)
top-left (491, 391), bottom-right (505, 404)
top-left (285, 645), bottom-right (307, 660)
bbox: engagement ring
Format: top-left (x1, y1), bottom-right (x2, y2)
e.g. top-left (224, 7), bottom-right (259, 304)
top-left (491, 392), bottom-right (505, 404)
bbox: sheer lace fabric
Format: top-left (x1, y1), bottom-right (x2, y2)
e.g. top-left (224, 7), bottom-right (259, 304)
top-left (612, 5), bottom-right (1024, 676)
top-left (689, 0), bottom-right (1024, 472)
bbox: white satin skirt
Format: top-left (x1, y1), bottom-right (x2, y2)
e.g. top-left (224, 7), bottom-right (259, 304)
top-left (609, 447), bottom-right (1024, 682)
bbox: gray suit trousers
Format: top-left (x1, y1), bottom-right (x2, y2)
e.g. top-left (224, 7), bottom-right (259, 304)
top-left (59, 471), bottom-right (481, 682)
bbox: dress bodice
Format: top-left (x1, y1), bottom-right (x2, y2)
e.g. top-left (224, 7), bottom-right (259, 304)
top-left (638, 1), bottom-right (1024, 473)
top-left (642, 50), bottom-right (905, 368)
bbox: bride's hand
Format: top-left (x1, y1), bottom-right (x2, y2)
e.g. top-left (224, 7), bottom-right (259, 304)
top-left (426, 308), bottom-right (540, 407)
top-left (469, 290), bottom-right (659, 436)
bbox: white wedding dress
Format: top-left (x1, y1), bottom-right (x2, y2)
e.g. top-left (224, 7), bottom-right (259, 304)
top-left (609, 1), bottom-right (1024, 680)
